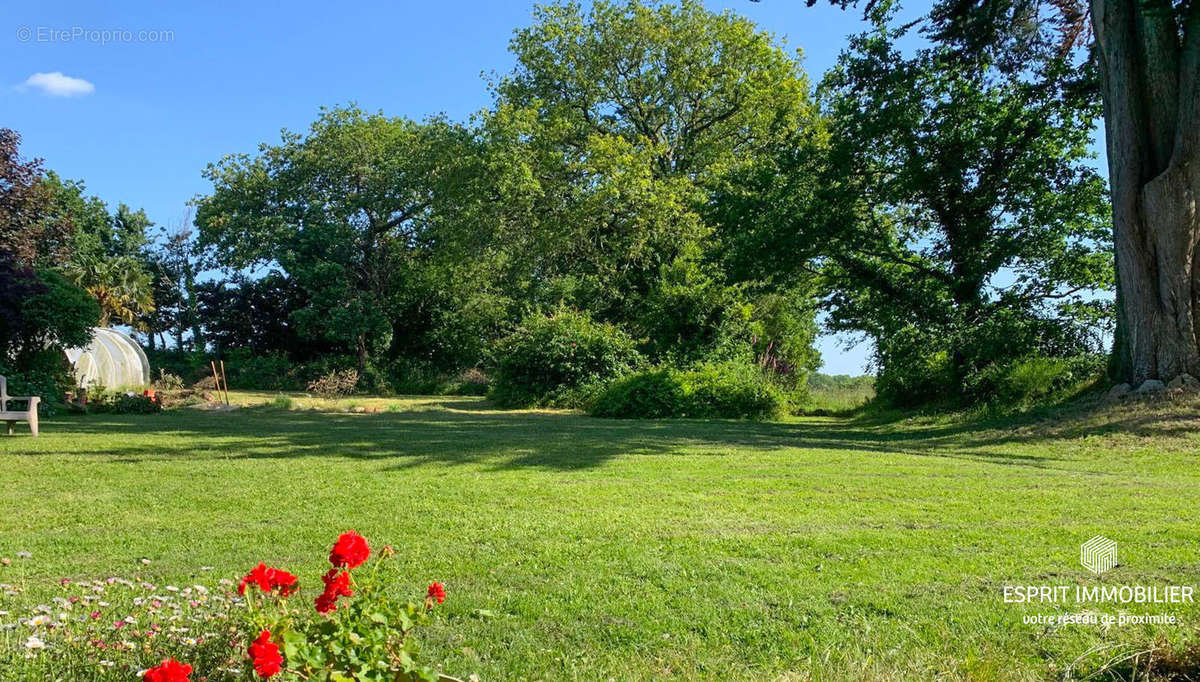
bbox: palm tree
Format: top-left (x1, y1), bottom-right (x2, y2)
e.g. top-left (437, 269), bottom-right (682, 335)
top-left (66, 255), bottom-right (156, 327)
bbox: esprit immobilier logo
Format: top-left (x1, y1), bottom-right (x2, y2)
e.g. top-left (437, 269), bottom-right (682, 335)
top-left (1080, 535), bottom-right (1118, 574)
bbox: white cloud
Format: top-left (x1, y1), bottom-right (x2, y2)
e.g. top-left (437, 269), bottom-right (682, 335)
top-left (21, 72), bottom-right (95, 97)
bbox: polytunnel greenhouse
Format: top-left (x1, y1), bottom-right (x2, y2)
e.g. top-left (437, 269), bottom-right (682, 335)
top-left (65, 327), bottom-right (151, 389)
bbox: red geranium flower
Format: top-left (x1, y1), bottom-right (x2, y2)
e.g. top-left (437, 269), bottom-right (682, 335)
top-left (314, 591), bottom-right (338, 614)
top-left (269, 568), bottom-right (299, 596)
top-left (142, 658), bottom-right (192, 682)
top-left (329, 531), bottom-right (370, 569)
top-left (238, 563), bottom-right (299, 597)
top-left (248, 630), bottom-right (284, 678)
top-left (427, 581), bottom-right (446, 605)
top-left (314, 569), bottom-right (354, 613)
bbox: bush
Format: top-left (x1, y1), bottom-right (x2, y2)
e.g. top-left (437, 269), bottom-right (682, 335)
top-left (87, 388), bottom-right (162, 414)
top-left (269, 394), bottom-right (295, 409)
top-left (589, 367), bottom-right (685, 418)
top-left (489, 309), bottom-right (643, 408)
top-left (307, 368), bottom-right (359, 398)
top-left (444, 367), bottom-right (490, 396)
top-left (145, 350), bottom-right (212, 386)
top-left (221, 348), bottom-right (299, 390)
top-left (965, 354), bottom-right (1105, 407)
top-left (874, 327), bottom-right (958, 407)
top-left (591, 361), bottom-right (787, 419)
top-left (0, 351), bottom-right (74, 416)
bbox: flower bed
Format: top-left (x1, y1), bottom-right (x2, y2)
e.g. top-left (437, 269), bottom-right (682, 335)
top-left (1, 533), bottom-right (452, 681)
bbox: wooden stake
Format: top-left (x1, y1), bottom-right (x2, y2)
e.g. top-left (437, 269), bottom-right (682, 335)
top-left (210, 360), bottom-right (222, 404)
top-left (219, 360), bottom-right (230, 405)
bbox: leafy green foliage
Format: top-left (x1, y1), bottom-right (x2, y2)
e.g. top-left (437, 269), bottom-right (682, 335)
top-left (0, 129), bottom-right (73, 268)
top-left (195, 107), bottom-right (480, 371)
top-left (480, 0), bottom-right (824, 365)
top-left (811, 12), bottom-right (1112, 405)
top-left (220, 349), bottom-right (298, 391)
top-left (85, 389), bottom-right (162, 414)
top-left (1, 264), bottom-right (99, 408)
top-left (269, 394), bottom-right (295, 409)
top-left (635, 260), bottom-right (754, 364)
top-left (489, 309), bottom-right (642, 408)
top-left (40, 173), bottom-right (157, 328)
top-left (964, 354), bottom-right (1104, 408)
top-left (591, 361), bottom-right (788, 419)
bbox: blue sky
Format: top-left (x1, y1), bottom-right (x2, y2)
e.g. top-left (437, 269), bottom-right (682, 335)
top-left (5, 0), bottom-right (937, 374)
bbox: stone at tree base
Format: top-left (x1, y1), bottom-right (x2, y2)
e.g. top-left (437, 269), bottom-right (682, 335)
top-left (1106, 383), bottom-right (1132, 400)
top-left (1167, 374), bottom-right (1200, 392)
top-left (1135, 379), bottom-right (1167, 394)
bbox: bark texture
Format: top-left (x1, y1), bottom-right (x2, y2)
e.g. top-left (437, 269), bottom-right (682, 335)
top-left (1093, 0), bottom-right (1200, 383)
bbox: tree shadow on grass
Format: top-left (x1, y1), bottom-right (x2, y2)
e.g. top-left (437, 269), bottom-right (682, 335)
top-left (6, 397), bottom-right (1105, 473)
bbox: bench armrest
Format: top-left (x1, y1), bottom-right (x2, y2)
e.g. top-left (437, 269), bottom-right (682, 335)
top-left (2, 395), bottom-right (39, 412)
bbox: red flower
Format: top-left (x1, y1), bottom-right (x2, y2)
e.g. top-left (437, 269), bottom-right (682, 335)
top-left (142, 658), bottom-right (192, 682)
top-left (427, 581), bottom-right (446, 605)
top-left (238, 563), bottom-right (299, 597)
top-left (269, 568), bottom-right (299, 596)
top-left (322, 568), bottom-right (354, 596)
top-left (314, 569), bottom-right (354, 613)
top-left (329, 531), bottom-right (370, 569)
top-left (248, 630), bottom-right (284, 678)
top-left (314, 591), bottom-right (338, 614)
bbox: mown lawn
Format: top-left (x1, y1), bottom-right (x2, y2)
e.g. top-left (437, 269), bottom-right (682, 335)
top-left (2, 393), bottom-right (1199, 680)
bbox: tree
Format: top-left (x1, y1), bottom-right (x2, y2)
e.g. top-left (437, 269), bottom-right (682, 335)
top-left (195, 106), bottom-right (479, 371)
top-left (812, 16), bottom-right (1112, 402)
top-left (486, 0), bottom-right (824, 366)
top-left (140, 217), bottom-right (205, 351)
top-left (0, 252), bottom-right (99, 386)
top-left (0, 129), bottom-right (72, 267)
top-left (40, 173), bottom-right (157, 328)
top-left (820, 0), bottom-right (1200, 384)
top-left (65, 255), bottom-right (155, 327)
top-left (195, 272), bottom-right (309, 356)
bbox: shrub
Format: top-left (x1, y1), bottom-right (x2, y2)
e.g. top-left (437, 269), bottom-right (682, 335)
top-left (591, 361), bottom-right (787, 419)
top-left (636, 259), bottom-right (754, 364)
top-left (489, 309), bottom-right (642, 408)
top-left (307, 368), bottom-right (359, 398)
top-left (681, 361), bottom-right (790, 419)
top-left (873, 327), bottom-right (958, 408)
top-left (221, 348), bottom-right (298, 390)
top-left (87, 389), bottom-right (162, 414)
top-left (0, 351), bottom-right (74, 416)
top-left (145, 350), bottom-right (212, 386)
top-left (386, 358), bottom-right (451, 395)
top-left (965, 354), bottom-right (1105, 407)
top-left (269, 394), bottom-right (295, 409)
top-left (444, 367), bottom-right (490, 396)
top-left (590, 367), bottom-right (685, 418)
top-left (387, 361), bottom-right (491, 396)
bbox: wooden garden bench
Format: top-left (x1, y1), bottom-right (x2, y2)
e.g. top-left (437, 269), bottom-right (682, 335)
top-left (0, 375), bottom-right (39, 436)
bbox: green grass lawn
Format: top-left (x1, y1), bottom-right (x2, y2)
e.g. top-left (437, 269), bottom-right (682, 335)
top-left (2, 393), bottom-right (1199, 680)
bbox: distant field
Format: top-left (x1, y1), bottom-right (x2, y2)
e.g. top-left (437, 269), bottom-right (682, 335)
top-left (2, 392), bottom-right (1199, 680)
top-left (804, 374), bottom-right (876, 414)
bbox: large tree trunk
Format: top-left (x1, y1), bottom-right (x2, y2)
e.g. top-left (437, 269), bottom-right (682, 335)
top-left (1093, 0), bottom-right (1200, 384)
